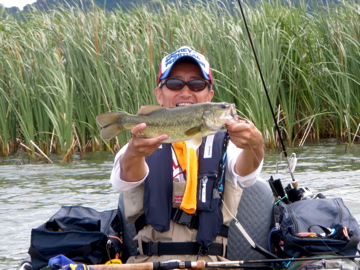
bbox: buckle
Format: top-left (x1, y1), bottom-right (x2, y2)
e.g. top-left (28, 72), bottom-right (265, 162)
top-left (150, 242), bottom-right (159, 256)
top-left (198, 245), bottom-right (210, 256)
top-left (143, 241), bottom-right (159, 256)
top-left (141, 242), bottom-right (223, 256)
top-left (172, 208), bottom-right (195, 228)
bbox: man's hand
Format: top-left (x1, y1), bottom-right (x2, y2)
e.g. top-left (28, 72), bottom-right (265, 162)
top-left (226, 119), bottom-right (263, 151)
top-left (226, 119), bottom-right (264, 176)
top-left (120, 123), bottom-right (168, 182)
top-left (127, 123), bottom-right (168, 158)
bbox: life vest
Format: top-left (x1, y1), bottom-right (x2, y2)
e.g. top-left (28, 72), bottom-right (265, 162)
top-left (143, 130), bottom-right (227, 247)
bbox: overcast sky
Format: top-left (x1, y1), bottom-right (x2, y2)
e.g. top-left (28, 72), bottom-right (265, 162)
top-left (0, 0), bottom-right (36, 9)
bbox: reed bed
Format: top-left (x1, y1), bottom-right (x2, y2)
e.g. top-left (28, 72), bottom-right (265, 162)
top-left (0, 0), bottom-right (359, 160)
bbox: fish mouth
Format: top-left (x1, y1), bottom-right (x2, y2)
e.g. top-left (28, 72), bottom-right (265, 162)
top-left (224, 103), bottom-right (239, 125)
top-left (229, 103), bottom-right (237, 117)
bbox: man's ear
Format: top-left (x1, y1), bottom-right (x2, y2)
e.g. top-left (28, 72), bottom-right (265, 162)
top-left (154, 87), bottom-right (163, 106)
top-left (207, 89), bottom-right (215, 102)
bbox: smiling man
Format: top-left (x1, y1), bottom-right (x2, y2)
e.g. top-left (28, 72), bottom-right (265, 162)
top-left (110, 46), bottom-right (264, 265)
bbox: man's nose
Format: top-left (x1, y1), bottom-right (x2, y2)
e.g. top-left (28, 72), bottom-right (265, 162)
top-left (178, 85), bottom-right (193, 96)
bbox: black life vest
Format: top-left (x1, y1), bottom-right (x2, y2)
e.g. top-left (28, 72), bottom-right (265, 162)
top-left (144, 130), bottom-right (227, 247)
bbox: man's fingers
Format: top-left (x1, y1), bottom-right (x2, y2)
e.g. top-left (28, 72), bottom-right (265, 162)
top-left (131, 123), bottom-right (146, 137)
top-left (130, 123), bottom-right (168, 143)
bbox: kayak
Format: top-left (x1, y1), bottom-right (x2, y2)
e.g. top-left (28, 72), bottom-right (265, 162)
top-left (17, 255), bottom-right (360, 269)
top-left (287, 256), bottom-right (360, 270)
top-left (17, 178), bottom-right (360, 270)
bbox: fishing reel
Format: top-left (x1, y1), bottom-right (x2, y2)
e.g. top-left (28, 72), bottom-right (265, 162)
top-left (269, 177), bottom-right (326, 204)
top-left (297, 187), bottom-right (326, 201)
top-left (285, 183), bottom-right (326, 202)
top-left (271, 152), bottom-right (326, 203)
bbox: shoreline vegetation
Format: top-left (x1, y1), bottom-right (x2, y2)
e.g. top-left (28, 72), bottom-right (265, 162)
top-left (0, 0), bottom-right (359, 162)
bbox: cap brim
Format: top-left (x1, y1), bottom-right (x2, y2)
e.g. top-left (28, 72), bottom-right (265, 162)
top-left (159, 56), bottom-right (210, 81)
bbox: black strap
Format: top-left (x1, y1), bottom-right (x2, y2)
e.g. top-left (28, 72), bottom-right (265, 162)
top-left (141, 241), bottom-right (224, 256)
top-left (135, 208), bottom-right (199, 232)
top-left (135, 209), bottom-right (229, 237)
top-left (283, 235), bottom-right (360, 256)
top-left (28, 245), bottom-right (48, 264)
top-left (134, 213), bottom-right (147, 232)
top-left (171, 208), bottom-right (199, 229)
top-left (28, 243), bottom-right (96, 265)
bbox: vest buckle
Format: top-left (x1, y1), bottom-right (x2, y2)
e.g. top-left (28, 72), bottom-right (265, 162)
top-left (142, 241), bottom-right (160, 256)
top-left (172, 208), bottom-right (198, 229)
top-left (198, 245), bottom-right (210, 256)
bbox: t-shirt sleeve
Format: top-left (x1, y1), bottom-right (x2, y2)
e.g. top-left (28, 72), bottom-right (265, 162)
top-left (225, 140), bottom-right (263, 187)
top-left (110, 143), bottom-right (149, 191)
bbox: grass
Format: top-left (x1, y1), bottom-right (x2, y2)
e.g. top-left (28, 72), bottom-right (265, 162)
top-left (0, 0), bottom-right (359, 160)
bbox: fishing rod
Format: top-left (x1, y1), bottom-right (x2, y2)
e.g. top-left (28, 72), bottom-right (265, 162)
top-left (89, 255), bottom-right (360, 269)
top-left (235, 0), bottom-right (297, 188)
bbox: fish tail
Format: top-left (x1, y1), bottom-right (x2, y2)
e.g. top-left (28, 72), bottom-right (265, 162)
top-left (96, 113), bottom-right (125, 140)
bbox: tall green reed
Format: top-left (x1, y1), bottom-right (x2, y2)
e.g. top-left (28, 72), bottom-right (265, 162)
top-left (0, 0), bottom-right (358, 159)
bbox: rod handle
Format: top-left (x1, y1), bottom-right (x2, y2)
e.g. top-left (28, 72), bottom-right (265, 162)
top-left (291, 179), bottom-right (298, 188)
top-left (90, 261), bottom-right (206, 270)
top-left (194, 260), bottom-right (206, 268)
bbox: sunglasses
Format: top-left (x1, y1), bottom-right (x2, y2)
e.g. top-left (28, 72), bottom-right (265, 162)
top-left (158, 78), bottom-right (211, 92)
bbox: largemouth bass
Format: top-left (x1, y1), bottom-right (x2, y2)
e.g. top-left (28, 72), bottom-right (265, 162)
top-left (96, 102), bottom-right (238, 143)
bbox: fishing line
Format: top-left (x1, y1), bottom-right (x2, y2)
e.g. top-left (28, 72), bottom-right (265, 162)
top-left (236, 0), bottom-right (296, 183)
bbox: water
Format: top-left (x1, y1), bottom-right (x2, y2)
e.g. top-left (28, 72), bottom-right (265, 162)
top-left (0, 141), bottom-right (359, 269)
top-left (0, 152), bottom-right (119, 269)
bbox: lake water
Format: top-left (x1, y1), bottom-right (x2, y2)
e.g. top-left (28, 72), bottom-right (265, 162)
top-left (1, 140), bottom-right (359, 269)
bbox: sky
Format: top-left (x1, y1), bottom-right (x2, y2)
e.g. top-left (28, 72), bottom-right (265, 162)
top-left (0, 0), bottom-right (36, 9)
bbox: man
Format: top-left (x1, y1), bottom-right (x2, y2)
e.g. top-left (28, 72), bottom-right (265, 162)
top-left (110, 46), bottom-right (264, 264)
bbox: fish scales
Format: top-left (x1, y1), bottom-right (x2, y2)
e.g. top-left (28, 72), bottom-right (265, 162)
top-left (121, 106), bottom-right (207, 138)
top-left (96, 102), bottom-right (238, 143)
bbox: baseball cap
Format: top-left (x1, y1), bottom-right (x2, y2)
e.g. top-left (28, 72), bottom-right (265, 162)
top-left (157, 46), bottom-right (213, 85)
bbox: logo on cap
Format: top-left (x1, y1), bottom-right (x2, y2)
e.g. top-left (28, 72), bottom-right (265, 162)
top-left (158, 46), bottom-right (212, 84)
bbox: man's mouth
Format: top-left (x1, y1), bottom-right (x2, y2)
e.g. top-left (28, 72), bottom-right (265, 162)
top-left (176, 102), bottom-right (193, 107)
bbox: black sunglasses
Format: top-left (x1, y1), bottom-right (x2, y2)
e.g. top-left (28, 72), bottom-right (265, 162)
top-left (158, 78), bottom-right (211, 92)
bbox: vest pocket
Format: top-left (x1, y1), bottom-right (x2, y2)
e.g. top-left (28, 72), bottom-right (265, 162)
top-left (197, 172), bottom-right (220, 211)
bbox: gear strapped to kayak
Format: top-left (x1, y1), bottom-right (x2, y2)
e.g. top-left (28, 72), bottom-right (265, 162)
top-left (270, 197), bottom-right (360, 259)
top-left (28, 206), bottom-right (124, 270)
top-left (268, 178), bottom-right (360, 260)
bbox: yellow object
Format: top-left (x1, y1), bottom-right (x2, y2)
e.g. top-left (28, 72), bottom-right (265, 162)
top-left (68, 264), bottom-right (92, 270)
top-left (173, 140), bottom-right (200, 214)
top-left (105, 259), bottom-right (123, 264)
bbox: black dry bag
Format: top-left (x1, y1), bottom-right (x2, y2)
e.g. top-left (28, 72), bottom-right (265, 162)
top-left (270, 198), bottom-right (360, 258)
top-left (28, 206), bottom-right (123, 270)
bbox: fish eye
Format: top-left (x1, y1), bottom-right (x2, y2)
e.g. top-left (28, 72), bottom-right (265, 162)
top-left (221, 104), bottom-right (226, 109)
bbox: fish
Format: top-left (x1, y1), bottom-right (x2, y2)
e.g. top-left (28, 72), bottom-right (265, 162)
top-left (96, 102), bottom-right (239, 143)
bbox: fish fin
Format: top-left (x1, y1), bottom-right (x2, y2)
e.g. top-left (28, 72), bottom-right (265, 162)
top-left (137, 105), bottom-right (164, 115)
top-left (96, 113), bottom-right (125, 140)
top-left (100, 125), bottom-right (123, 140)
top-left (96, 113), bottom-right (122, 127)
top-left (186, 137), bottom-right (202, 150)
top-left (184, 125), bottom-right (203, 137)
top-left (202, 110), bottom-right (218, 130)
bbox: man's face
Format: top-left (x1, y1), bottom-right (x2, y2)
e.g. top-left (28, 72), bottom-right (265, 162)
top-left (155, 62), bottom-right (214, 108)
